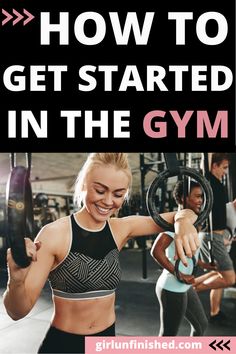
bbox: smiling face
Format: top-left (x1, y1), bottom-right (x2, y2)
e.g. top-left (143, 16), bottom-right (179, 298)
top-left (81, 164), bottom-right (130, 225)
top-left (184, 186), bottom-right (203, 215)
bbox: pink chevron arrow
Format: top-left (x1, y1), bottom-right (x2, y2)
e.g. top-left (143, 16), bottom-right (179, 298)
top-left (2, 9), bottom-right (13, 26)
top-left (13, 9), bottom-right (24, 26)
top-left (23, 9), bottom-right (35, 26)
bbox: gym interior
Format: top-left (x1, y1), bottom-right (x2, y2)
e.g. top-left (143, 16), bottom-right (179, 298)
top-left (0, 153), bottom-right (236, 353)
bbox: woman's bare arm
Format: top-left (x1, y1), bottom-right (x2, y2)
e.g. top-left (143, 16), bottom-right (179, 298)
top-left (3, 219), bottom-right (67, 320)
top-left (150, 233), bottom-right (175, 274)
top-left (117, 209), bottom-right (198, 264)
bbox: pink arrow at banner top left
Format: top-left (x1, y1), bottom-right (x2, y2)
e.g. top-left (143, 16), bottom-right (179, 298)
top-left (13, 9), bottom-right (24, 26)
top-left (23, 9), bottom-right (35, 26)
top-left (2, 9), bottom-right (13, 26)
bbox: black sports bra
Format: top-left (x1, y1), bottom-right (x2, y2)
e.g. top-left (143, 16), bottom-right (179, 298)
top-left (48, 214), bottom-right (122, 300)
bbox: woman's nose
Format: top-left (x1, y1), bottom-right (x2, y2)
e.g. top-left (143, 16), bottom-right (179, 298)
top-left (103, 193), bottom-right (113, 205)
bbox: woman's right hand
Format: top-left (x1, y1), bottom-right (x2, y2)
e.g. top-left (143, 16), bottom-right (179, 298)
top-left (7, 238), bottom-right (41, 284)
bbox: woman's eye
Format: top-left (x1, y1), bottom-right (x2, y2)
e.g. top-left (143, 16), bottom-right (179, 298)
top-left (96, 189), bottom-right (105, 194)
top-left (114, 194), bottom-right (124, 198)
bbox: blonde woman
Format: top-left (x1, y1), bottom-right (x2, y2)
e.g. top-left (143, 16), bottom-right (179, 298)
top-left (4, 153), bottom-right (198, 353)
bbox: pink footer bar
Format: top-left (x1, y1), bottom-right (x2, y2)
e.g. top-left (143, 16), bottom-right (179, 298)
top-left (86, 336), bottom-right (235, 354)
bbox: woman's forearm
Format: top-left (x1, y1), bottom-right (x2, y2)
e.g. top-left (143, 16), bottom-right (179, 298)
top-left (150, 233), bottom-right (174, 273)
top-left (152, 251), bottom-right (175, 274)
top-left (3, 280), bottom-right (33, 320)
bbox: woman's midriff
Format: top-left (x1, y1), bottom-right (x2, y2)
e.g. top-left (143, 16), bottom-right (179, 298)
top-left (51, 292), bottom-right (116, 335)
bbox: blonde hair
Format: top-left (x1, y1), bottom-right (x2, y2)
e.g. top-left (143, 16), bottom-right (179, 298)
top-left (74, 153), bottom-right (132, 207)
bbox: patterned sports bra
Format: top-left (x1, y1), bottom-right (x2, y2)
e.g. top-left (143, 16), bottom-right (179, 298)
top-left (48, 214), bottom-right (122, 300)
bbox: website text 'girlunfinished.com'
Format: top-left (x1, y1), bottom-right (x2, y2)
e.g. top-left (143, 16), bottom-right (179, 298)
top-left (86, 336), bottom-right (235, 354)
top-left (95, 338), bottom-right (201, 351)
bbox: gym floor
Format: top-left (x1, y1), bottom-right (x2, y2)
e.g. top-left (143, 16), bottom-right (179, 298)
top-left (0, 247), bottom-right (236, 354)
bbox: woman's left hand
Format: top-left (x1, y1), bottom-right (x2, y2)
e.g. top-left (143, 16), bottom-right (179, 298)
top-left (174, 210), bottom-right (199, 266)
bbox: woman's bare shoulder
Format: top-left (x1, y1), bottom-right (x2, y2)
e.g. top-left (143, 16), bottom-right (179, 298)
top-left (35, 215), bottom-right (71, 245)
